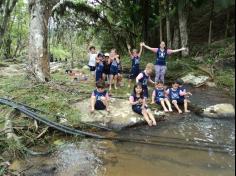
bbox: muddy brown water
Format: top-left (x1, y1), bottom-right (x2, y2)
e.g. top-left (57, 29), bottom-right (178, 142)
top-left (10, 86), bottom-right (235, 176)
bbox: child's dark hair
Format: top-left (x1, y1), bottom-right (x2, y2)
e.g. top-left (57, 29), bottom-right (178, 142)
top-left (89, 46), bottom-right (95, 50)
top-left (176, 78), bottom-right (184, 85)
top-left (97, 53), bottom-right (104, 58)
top-left (155, 80), bottom-right (164, 85)
top-left (133, 83), bottom-right (144, 98)
top-left (96, 80), bottom-right (105, 89)
top-left (172, 80), bottom-right (179, 85)
top-left (65, 69), bottom-right (72, 74)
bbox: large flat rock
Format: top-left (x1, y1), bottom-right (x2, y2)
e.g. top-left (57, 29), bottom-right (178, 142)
top-left (203, 103), bottom-right (235, 118)
top-left (73, 98), bottom-right (164, 130)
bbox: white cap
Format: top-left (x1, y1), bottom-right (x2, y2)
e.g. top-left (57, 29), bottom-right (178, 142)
top-left (104, 53), bottom-right (109, 57)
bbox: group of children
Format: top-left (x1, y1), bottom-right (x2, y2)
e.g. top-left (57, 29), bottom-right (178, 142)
top-left (88, 46), bottom-right (122, 91)
top-left (89, 42), bottom-right (192, 126)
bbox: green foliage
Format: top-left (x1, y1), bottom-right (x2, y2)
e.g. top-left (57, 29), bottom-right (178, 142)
top-left (214, 0), bottom-right (235, 12)
top-left (51, 44), bottom-right (71, 59)
top-left (215, 69), bottom-right (235, 94)
top-left (0, 0), bottom-right (29, 60)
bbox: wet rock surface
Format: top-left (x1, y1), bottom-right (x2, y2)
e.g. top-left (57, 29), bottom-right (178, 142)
top-left (181, 73), bottom-right (209, 86)
top-left (73, 98), bottom-right (164, 130)
top-left (203, 103), bottom-right (235, 118)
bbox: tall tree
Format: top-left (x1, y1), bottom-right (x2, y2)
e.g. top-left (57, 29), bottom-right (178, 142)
top-left (208, 0), bottom-right (214, 45)
top-left (164, 0), bottom-right (171, 48)
top-left (0, 0), bottom-right (18, 49)
top-left (177, 0), bottom-right (189, 56)
top-left (28, 0), bottom-right (59, 82)
top-left (159, 0), bottom-right (164, 43)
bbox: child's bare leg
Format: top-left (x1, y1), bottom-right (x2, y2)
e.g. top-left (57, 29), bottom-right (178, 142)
top-left (172, 100), bottom-right (182, 114)
top-left (160, 99), bottom-right (168, 112)
top-left (114, 75), bottom-right (118, 89)
top-left (147, 110), bottom-right (156, 126)
top-left (128, 79), bottom-right (131, 87)
top-left (165, 98), bottom-right (173, 112)
top-left (90, 96), bottom-right (96, 112)
top-left (184, 99), bottom-right (190, 113)
top-left (101, 97), bottom-right (110, 112)
top-left (109, 75), bottom-right (113, 90)
top-left (106, 75), bottom-right (110, 85)
top-left (142, 109), bottom-right (152, 126)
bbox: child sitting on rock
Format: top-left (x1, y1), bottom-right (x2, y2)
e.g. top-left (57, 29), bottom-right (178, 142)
top-left (176, 78), bottom-right (192, 112)
top-left (90, 80), bottom-right (110, 113)
top-left (151, 80), bottom-right (172, 112)
top-left (129, 83), bottom-right (156, 126)
top-left (166, 80), bottom-right (191, 113)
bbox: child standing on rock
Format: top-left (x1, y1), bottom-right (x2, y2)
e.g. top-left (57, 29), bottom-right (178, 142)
top-left (88, 46), bottom-right (97, 75)
top-left (103, 53), bottom-right (111, 85)
top-left (127, 43), bottom-right (143, 88)
top-left (142, 41), bottom-right (187, 83)
top-left (95, 53), bottom-right (104, 82)
top-left (109, 49), bottom-right (120, 90)
top-left (136, 63), bottom-right (155, 99)
top-left (129, 83), bottom-right (156, 126)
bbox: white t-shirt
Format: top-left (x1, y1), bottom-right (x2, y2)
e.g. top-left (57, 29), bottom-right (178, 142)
top-left (88, 53), bottom-right (97, 67)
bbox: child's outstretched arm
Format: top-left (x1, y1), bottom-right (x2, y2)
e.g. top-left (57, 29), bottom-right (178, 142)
top-left (138, 43), bottom-right (143, 57)
top-left (148, 77), bottom-right (155, 85)
top-left (142, 43), bottom-right (156, 53)
top-left (170, 47), bottom-right (188, 53)
top-left (127, 44), bottom-right (132, 57)
top-left (151, 90), bottom-right (156, 104)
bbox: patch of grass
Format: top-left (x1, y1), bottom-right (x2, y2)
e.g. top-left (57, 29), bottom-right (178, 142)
top-left (215, 69), bottom-right (235, 96)
top-left (0, 73), bottom-right (96, 124)
top-left (0, 61), bottom-right (9, 67)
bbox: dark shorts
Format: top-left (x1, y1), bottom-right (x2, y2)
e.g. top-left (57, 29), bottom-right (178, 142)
top-left (129, 67), bottom-right (139, 79)
top-left (171, 99), bottom-right (184, 104)
top-left (132, 105), bottom-right (147, 115)
top-left (142, 86), bottom-right (148, 98)
top-left (110, 69), bottom-right (118, 76)
top-left (177, 99), bottom-right (184, 104)
top-left (155, 97), bottom-right (165, 104)
top-left (89, 66), bottom-right (95, 71)
top-left (96, 71), bottom-right (103, 82)
top-left (95, 100), bottom-right (106, 110)
top-left (103, 69), bottom-right (110, 75)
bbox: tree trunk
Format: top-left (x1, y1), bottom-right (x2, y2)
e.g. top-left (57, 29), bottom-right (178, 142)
top-left (28, 0), bottom-right (51, 82)
top-left (225, 9), bottom-right (230, 38)
top-left (160, 18), bottom-right (163, 42)
top-left (0, 0), bottom-right (18, 49)
top-left (159, 1), bottom-right (163, 43)
top-left (178, 4), bottom-right (189, 56)
top-left (165, 0), bottom-right (171, 48)
top-left (208, 0), bottom-right (214, 45)
top-left (172, 25), bottom-right (180, 49)
top-left (141, 0), bottom-right (149, 41)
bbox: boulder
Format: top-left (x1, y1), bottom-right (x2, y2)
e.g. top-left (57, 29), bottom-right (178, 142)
top-left (181, 73), bottom-right (209, 86)
top-left (192, 56), bottom-right (204, 62)
top-left (72, 98), bottom-right (164, 130)
top-left (50, 62), bottom-right (64, 73)
top-left (203, 103), bottom-right (235, 118)
top-left (205, 81), bottom-right (216, 87)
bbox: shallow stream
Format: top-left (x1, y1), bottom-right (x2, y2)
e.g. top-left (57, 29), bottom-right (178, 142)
top-left (11, 87), bottom-right (235, 176)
